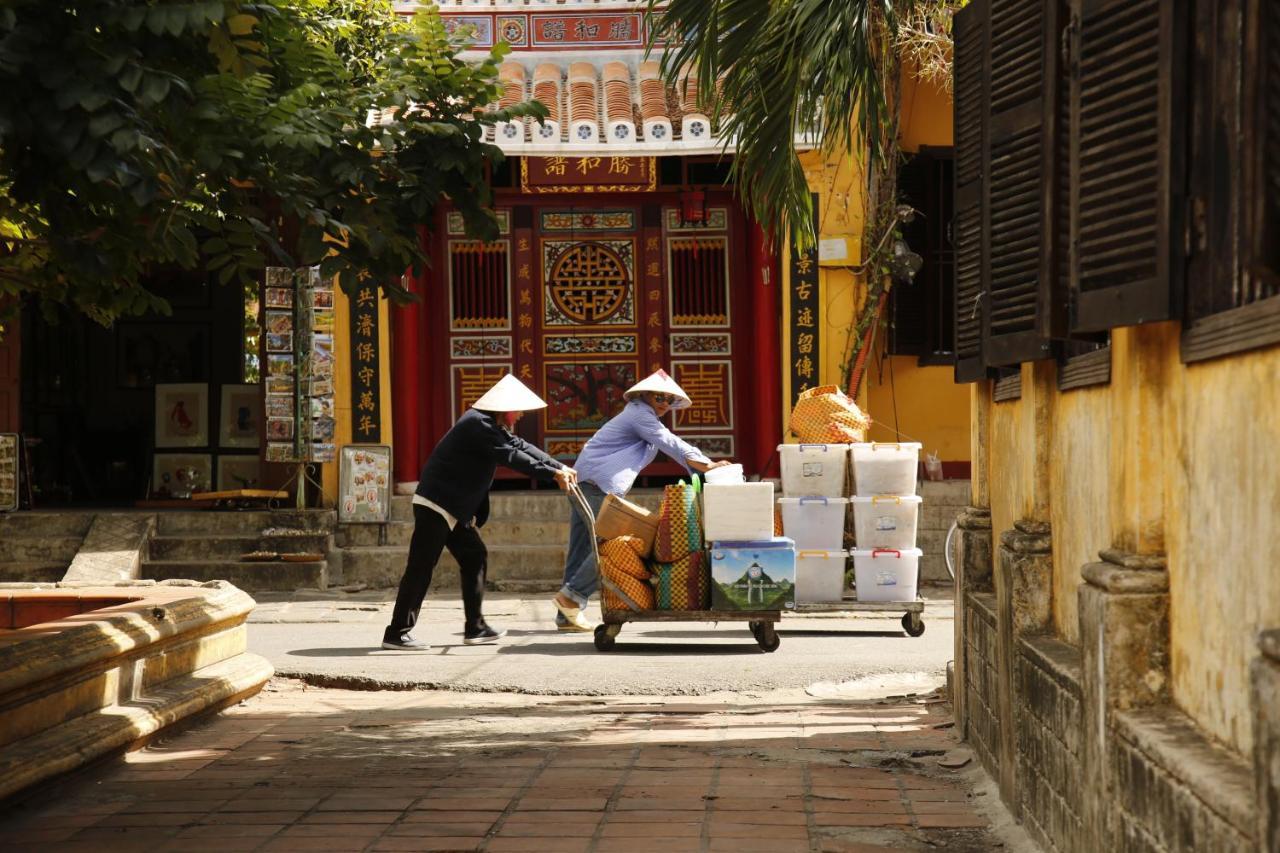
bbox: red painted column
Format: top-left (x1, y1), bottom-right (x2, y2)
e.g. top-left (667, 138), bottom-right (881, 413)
top-left (749, 222), bottom-right (783, 477)
top-left (390, 230), bottom-right (426, 487)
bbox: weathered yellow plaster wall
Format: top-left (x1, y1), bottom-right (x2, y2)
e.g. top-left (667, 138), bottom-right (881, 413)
top-left (979, 325), bottom-right (1280, 753)
top-left (1046, 381), bottom-right (1112, 644)
top-left (900, 64), bottom-right (954, 154)
top-left (866, 355), bottom-right (971, 460)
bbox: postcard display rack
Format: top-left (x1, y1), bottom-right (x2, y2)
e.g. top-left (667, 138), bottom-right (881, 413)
top-left (263, 266), bottom-right (336, 507)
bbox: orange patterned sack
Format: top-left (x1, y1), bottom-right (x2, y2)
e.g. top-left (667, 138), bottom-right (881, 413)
top-left (653, 476), bottom-right (703, 563)
top-left (789, 385), bottom-right (870, 443)
top-left (600, 536), bottom-right (650, 580)
top-left (602, 563), bottom-right (655, 612)
top-left (652, 550), bottom-right (709, 611)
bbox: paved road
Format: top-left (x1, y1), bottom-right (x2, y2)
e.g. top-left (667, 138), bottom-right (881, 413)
top-left (246, 590), bottom-right (954, 696)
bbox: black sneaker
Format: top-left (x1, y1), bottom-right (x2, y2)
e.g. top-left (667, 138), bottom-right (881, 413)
top-left (463, 623), bottom-right (507, 645)
top-left (381, 636), bottom-right (430, 651)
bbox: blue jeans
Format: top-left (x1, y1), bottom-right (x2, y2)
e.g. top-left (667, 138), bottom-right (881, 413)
top-left (560, 482), bottom-right (607, 608)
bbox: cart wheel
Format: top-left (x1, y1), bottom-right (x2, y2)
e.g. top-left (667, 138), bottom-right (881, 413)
top-left (902, 612), bottom-right (926, 637)
top-left (748, 620), bottom-right (765, 643)
top-left (756, 623), bottom-right (781, 653)
top-left (593, 624), bottom-right (618, 652)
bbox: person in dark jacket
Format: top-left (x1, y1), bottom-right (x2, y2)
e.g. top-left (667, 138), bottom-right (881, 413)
top-left (381, 375), bottom-right (577, 650)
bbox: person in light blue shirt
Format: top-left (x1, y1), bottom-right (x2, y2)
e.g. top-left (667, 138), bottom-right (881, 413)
top-left (554, 369), bottom-right (731, 631)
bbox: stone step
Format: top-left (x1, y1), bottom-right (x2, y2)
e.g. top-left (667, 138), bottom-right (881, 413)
top-left (153, 510), bottom-right (335, 537)
top-left (141, 559), bottom-right (328, 591)
top-left (148, 533), bottom-right (333, 561)
top-left (340, 544), bottom-right (567, 590)
top-left (0, 535), bottom-right (85, 563)
top-left (0, 561), bottom-right (68, 583)
top-left (337, 518), bottom-right (572, 549)
top-left (918, 479), bottom-right (971, 506)
top-left (388, 490), bottom-right (665, 524)
top-left (0, 512), bottom-right (95, 538)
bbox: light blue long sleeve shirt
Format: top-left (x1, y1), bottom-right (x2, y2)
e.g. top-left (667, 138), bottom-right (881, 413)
top-left (573, 400), bottom-right (711, 496)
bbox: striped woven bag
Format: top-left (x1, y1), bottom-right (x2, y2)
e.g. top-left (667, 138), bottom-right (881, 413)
top-left (651, 550), bottom-right (709, 611)
top-left (652, 476), bottom-right (703, 562)
top-left (600, 537), bottom-right (655, 612)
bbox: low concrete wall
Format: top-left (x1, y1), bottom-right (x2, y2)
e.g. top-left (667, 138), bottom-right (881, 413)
top-left (0, 579), bottom-right (272, 801)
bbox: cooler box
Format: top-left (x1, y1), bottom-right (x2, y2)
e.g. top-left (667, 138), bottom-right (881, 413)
top-left (777, 496), bottom-right (848, 550)
top-left (851, 495), bottom-right (921, 550)
top-left (709, 537), bottom-right (796, 610)
top-left (795, 549), bottom-right (847, 603)
top-left (850, 442), bottom-right (922, 496)
top-left (703, 482), bottom-right (775, 542)
top-left (851, 548), bottom-right (921, 602)
top-left (777, 443), bottom-right (849, 498)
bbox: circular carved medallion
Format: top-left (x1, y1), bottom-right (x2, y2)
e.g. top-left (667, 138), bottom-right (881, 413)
top-left (548, 242), bottom-right (630, 324)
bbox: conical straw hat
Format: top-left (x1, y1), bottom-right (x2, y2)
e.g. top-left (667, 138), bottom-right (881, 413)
top-left (623, 369), bottom-right (693, 410)
top-left (471, 374), bottom-right (547, 412)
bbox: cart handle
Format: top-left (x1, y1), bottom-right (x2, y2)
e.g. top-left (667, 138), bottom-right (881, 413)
top-left (798, 496), bottom-right (829, 505)
top-left (871, 548), bottom-right (902, 558)
top-left (871, 495), bottom-right (902, 505)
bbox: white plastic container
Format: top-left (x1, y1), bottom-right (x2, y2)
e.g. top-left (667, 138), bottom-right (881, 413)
top-left (850, 442), bottom-right (922, 496)
top-left (852, 547), bottom-right (921, 602)
top-left (704, 463), bottom-right (745, 485)
top-left (795, 549), bottom-right (847, 603)
top-left (777, 496), bottom-right (848, 551)
top-left (777, 443), bottom-right (850, 498)
top-left (703, 482), bottom-right (775, 542)
top-left (851, 495), bottom-right (921, 550)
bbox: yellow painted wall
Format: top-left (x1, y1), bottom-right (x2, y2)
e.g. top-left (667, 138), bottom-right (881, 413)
top-left (320, 284), bottom-right (395, 508)
top-left (978, 326), bottom-right (1280, 753)
top-left (780, 67), bottom-right (970, 460)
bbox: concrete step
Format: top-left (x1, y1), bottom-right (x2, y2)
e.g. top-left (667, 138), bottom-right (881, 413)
top-left (0, 561), bottom-right (68, 583)
top-left (0, 535), bottom-right (85, 563)
top-left (336, 518), bottom-right (572, 549)
top-left (340, 543), bottom-right (567, 590)
top-left (148, 533), bottom-right (333, 561)
top-left (388, 490), bottom-right (665, 524)
top-left (154, 510), bottom-right (335, 536)
top-left (141, 559), bottom-right (328, 591)
top-left (918, 479), bottom-right (971, 506)
top-left (0, 511), bottom-right (95, 538)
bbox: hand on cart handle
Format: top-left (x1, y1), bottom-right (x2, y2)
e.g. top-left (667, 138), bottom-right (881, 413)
top-left (554, 466), bottom-right (579, 491)
top-left (691, 458), bottom-right (734, 473)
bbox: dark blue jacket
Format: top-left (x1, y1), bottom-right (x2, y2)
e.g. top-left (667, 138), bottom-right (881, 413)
top-left (415, 409), bottom-right (563, 528)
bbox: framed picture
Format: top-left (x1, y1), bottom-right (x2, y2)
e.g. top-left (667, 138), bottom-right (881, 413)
top-left (0, 433), bottom-right (18, 512)
top-left (216, 455), bottom-right (262, 490)
top-left (219, 384), bottom-right (261, 449)
top-left (152, 453), bottom-right (213, 498)
top-left (338, 444), bottom-right (392, 523)
top-left (154, 383), bottom-right (209, 448)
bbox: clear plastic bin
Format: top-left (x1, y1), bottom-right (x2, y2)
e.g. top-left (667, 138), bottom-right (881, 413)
top-left (703, 482), bottom-right (775, 542)
top-left (777, 443), bottom-right (850, 498)
top-left (778, 496), bottom-right (848, 551)
top-left (852, 547), bottom-right (921, 602)
top-left (851, 495), bottom-right (921, 550)
top-left (795, 550), bottom-right (847, 603)
top-left (850, 442), bottom-right (921, 496)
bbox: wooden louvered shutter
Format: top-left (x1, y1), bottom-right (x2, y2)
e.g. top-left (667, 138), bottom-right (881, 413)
top-left (982, 0), bottom-right (1062, 366)
top-left (1070, 0), bottom-right (1187, 332)
top-left (1244, 0), bottom-right (1280, 301)
top-left (952, 0), bottom-right (988, 382)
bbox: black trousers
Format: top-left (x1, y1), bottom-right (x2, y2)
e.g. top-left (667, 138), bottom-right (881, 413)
top-left (384, 504), bottom-right (488, 641)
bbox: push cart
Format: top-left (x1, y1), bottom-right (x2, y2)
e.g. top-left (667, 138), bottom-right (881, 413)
top-left (567, 484), bottom-right (783, 653)
top-left (790, 597), bottom-right (927, 637)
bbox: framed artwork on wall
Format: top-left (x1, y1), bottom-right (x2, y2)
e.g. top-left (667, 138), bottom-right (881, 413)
top-left (154, 383), bottom-right (209, 448)
top-left (151, 453), bottom-right (213, 498)
top-left (116, 322), bottom-right (210, 389)
top-left (216, 455), bottom-right (262, 491)
top-left (219, 384), bottom-right (261, 448)
top-left (338, 444), bottom-right (392, 523)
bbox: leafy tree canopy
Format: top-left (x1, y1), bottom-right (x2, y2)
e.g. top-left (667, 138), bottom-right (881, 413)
top-left (0, 0), bottom-right (544, 327)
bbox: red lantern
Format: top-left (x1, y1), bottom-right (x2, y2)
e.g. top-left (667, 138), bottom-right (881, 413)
top-left (680, 189), bottom-right (706, 226)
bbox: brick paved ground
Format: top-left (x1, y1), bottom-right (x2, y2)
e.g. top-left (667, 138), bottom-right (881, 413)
top-left (0, 680), bottom-right (1013, 853)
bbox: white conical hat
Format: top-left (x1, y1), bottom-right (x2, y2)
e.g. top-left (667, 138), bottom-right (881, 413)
top-left (471, 374), bottom-right (547, 412)
top-left (624, 369), bottom-right (693, 410)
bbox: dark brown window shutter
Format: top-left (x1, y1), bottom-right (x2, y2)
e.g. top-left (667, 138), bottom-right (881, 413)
top-left (981, 0), bottom-right (1063, 366)
top-left (952, 0), bottom-right (989, 382)
top-left (1244, 0), bottom-right (1280, 302)
top-left (1070, 0), bottom-right (1188, 332)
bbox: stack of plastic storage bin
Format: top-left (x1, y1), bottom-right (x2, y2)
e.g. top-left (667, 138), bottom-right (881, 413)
top-left (849, 443), bottom-right (922, 602)
top-left (776, 444), bottom-right (850, 603)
